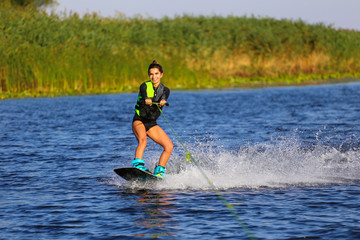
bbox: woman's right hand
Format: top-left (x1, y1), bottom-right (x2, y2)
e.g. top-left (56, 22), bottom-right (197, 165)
top-left (145, 98), bottom-right (152, 106)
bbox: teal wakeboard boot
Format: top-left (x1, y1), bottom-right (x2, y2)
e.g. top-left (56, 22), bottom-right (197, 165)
top-left (153, 165), bottom-right (166, 179)
top-left (132, 158), bottom-right (150, 173)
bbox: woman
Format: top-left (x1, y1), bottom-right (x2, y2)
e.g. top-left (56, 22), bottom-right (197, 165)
top-left (131, 60), bottom-right (173, 178)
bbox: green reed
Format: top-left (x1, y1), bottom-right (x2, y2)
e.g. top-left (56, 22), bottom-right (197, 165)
top-left (1, 3), bottom-right (360, 98)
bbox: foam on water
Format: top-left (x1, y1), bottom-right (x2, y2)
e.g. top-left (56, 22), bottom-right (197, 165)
top-left (112, 136), bottom-right (360, 191)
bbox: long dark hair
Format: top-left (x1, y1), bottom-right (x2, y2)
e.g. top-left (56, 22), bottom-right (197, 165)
top-left (148, 60), bottom-right (163, 75)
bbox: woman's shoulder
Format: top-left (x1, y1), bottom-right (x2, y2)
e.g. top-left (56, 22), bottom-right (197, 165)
top-left (160, 82), bottom-right (169, 90)
top-left (160, 83), bottom-right (170, 98)
top-left (140, 80), bottom-right (151, 86)
top-left (139, 81), bottom-right (151, 90)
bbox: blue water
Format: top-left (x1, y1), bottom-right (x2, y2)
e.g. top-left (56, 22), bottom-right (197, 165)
top-left (1, 82), bottom-right (360, 239)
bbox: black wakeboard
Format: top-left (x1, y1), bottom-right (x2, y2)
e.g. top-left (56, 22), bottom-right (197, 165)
top-left (114, 167), bottom-right (161, 181)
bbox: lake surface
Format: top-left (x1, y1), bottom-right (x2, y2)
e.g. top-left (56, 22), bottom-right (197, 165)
top-left (1, 82), bottom-right (360, 239)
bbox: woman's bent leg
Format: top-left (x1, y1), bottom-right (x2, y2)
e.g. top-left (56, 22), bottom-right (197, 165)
top-left (147, 125), bottom-right (173, 167)
top-left (132, 120), bottom-right (147, 160)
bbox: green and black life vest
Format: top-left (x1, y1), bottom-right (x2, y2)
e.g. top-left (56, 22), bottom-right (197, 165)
top-left (135, 81), bottom-right (165, 120)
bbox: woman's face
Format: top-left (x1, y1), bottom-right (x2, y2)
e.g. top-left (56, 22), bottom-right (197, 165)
top-left (149, 68), bottom-right (163, 86)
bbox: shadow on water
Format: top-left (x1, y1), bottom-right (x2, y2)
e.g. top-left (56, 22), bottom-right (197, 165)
top-left (120, 189), bottom-right (179, 238)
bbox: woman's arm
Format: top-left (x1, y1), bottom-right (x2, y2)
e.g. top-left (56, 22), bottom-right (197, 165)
top-left (160, 87), bottom-right (170, 106)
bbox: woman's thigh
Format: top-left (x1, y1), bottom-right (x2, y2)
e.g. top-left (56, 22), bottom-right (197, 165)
top-left (132, 120), bottom-right (147, 141)
top-left (147, 125), bottom-right (172, 148)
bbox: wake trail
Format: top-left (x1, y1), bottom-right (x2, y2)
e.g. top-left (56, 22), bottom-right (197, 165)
top-left (109, 136), bottom-right (360, 191)
top-left (156, 136), bottom-right (360, 190)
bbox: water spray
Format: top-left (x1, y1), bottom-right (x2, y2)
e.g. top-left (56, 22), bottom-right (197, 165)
top-left (156, 103), bottom-right (256, 240)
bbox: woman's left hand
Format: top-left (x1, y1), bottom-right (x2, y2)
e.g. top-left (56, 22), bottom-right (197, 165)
top-left (160, 99), bottom-right (167, 107)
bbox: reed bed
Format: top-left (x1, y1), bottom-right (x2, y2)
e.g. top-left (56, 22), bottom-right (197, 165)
top-left (1, 3), bottom-right (360, 98)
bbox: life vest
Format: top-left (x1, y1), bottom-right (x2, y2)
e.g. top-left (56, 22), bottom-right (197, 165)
top-left (135, 81), bottom-right (165, 120)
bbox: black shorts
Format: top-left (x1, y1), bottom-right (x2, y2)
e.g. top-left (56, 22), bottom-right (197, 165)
top-left (133, 113), bottom-right (157, 131)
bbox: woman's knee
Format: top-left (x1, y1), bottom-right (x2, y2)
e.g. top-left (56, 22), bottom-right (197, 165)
top-left (138, 136), bottom-right (147, 146)
top-left (165, 141), bottom-right (173, 153)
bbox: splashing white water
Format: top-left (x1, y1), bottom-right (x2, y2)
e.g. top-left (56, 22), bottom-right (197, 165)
top-left (157, 138), bottom-right (359, 190)
top-left (111, 137), bottom-right (360, 190)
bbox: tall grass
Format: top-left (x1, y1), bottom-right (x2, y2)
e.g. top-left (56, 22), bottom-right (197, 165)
top-left (1, 2), bottom-right (360, 98)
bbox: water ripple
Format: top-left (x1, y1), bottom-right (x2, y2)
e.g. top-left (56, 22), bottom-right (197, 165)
top-left (1, 83), bottom-right (360, 239)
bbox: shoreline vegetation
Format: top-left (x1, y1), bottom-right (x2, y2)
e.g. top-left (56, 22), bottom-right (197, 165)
top-left (1, 3), bottom-right (360, 99)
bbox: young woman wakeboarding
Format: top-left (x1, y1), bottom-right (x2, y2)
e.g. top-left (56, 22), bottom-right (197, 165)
top-left (131, 60), bottom-right (173, 178)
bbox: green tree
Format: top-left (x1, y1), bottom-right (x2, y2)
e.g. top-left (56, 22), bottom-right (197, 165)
top-left (10, 0), bottom-right (57, 7)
